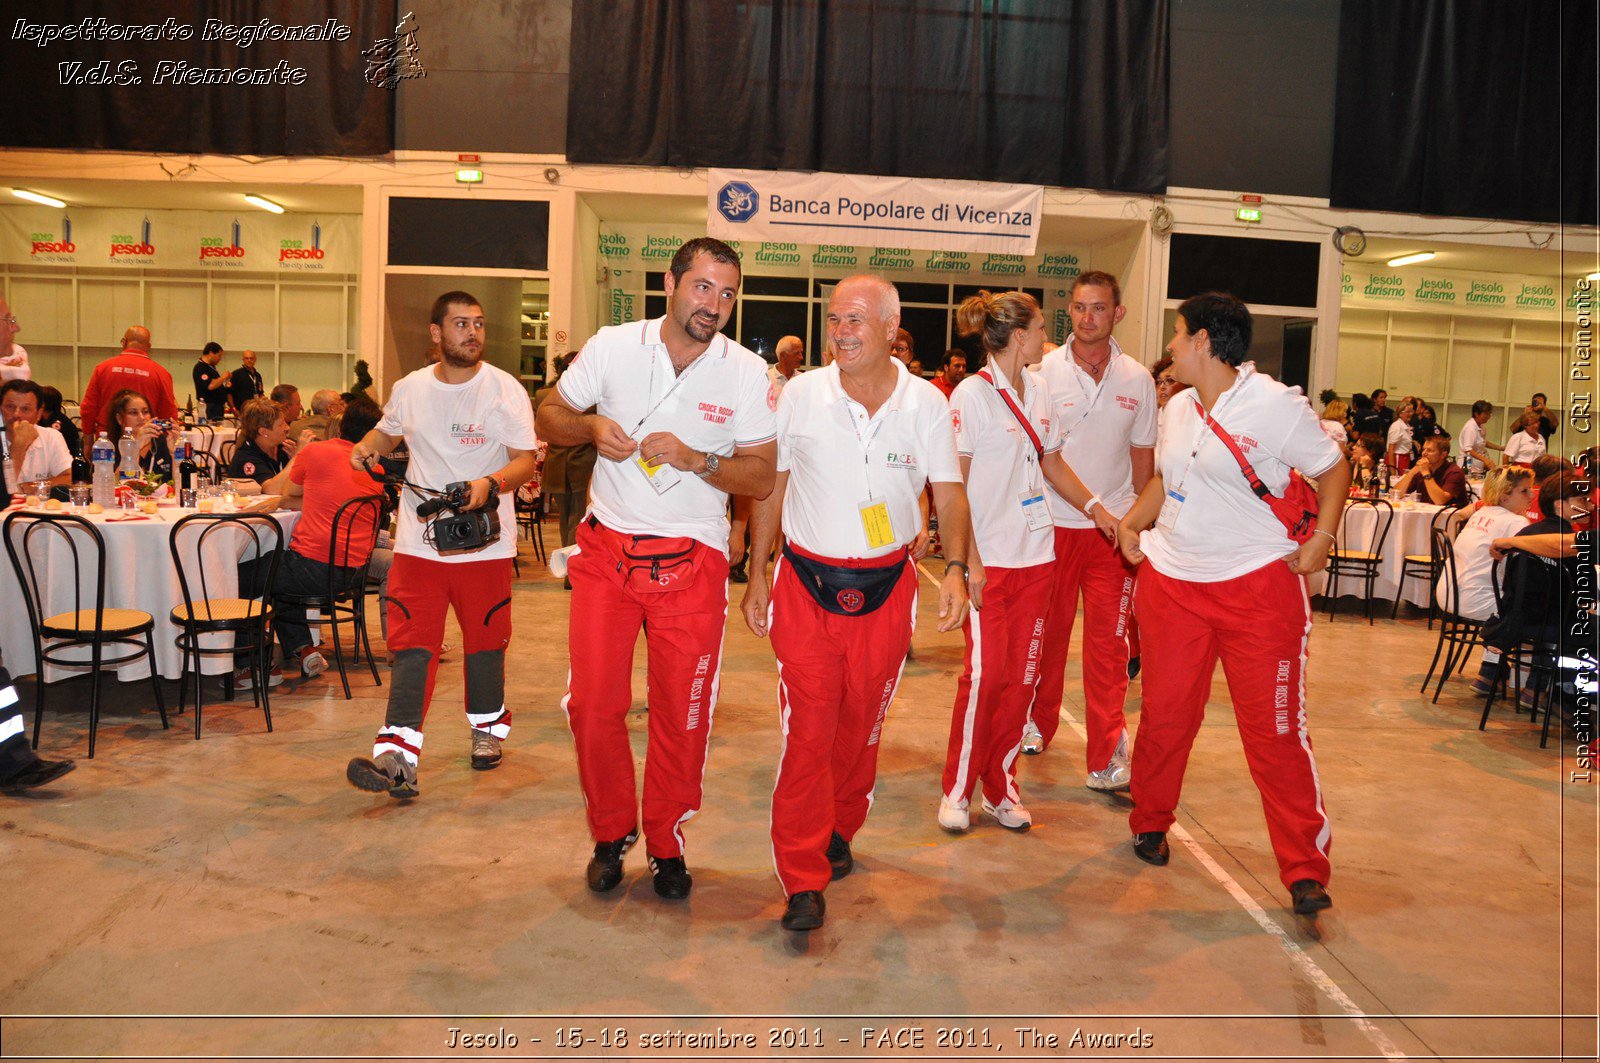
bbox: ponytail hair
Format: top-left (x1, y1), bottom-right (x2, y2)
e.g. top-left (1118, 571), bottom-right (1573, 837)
top-left (954, 289), bottom-right (1039, 356)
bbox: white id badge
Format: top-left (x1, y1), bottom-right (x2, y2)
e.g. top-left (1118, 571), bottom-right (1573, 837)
top-left (1020, 489), bottom-right (1052, 531)
top-left (1158, 488), bottom-right (1185, 531)
top-left (634, 454), bottom-right (682, 494)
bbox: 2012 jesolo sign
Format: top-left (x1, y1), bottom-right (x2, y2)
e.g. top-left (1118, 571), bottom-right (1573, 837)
top-left (707, 168), bottom-right (1043, 256)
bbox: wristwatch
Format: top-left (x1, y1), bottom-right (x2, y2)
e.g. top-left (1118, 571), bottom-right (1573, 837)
top-left (700, 452), bottom-right (721, 477)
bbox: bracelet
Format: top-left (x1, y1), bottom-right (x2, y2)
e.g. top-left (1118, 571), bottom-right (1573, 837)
top-left (1311, 529), bottom-right (1337, 544)
top-left (1085, 495), bottom-right (1104, 515)
top-left (946, 560), bottom-right (969, 579)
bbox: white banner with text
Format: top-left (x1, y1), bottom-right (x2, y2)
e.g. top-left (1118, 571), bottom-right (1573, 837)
top-left (706, 169), bottom-right (1043, 256)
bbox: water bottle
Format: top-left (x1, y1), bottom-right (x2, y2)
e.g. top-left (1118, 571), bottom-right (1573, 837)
top-left (91, 432), bottom-right (115, 506)
top-left (116, 433), bottom-right (139, 481)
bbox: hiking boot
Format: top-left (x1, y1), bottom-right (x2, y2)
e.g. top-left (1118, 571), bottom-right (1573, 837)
top-left (346, 751), bottom-right (418, 799)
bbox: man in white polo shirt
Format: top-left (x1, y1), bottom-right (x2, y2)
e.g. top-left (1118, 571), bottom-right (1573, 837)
top-left (741, 275), bottom-right (974, 933)
top-left (2, 380), bottom-right (72, 495)
top-left (1025, 271), bottom-right (1155, 793)
top-left (536, 237), bottom-right (777, 903)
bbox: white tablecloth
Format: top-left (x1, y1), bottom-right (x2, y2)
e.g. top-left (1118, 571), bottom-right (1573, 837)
top-left (181, 425), bottom-right (236, 465)
top-left (0, 505), bottom-right (299, 681)
top-left (1308, 500), bottom-right (1446, 606)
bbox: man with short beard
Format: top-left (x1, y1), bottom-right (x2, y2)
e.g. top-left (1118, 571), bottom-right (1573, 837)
top-left (344, 291), bottom-right (540, 799)
top-left (537, 237), bottom-right (777, 902)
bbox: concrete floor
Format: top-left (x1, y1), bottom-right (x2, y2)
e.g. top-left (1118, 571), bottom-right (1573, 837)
top-left (2, 541), bottom-right (1596, 1062)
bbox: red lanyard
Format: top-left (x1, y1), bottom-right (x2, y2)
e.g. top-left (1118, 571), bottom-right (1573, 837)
top-left (977, 369), bottom-right (1044, 460)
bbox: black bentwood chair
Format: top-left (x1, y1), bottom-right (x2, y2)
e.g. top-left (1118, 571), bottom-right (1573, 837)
top-left (3, 511), bottom-right (168, 757)
top-left (1325, 498), bottom-right (1394, 624)
top-left (1422, 528), bottom-right (1487, 704)
top-left (1480, 554), bottom-right (1563, 746)
top-left (168, 512), bottom-right (284, 738)
top-left (275, 494), bottom-right (386, 699)
top-left (1394, 503), bottom-right (1469, 625)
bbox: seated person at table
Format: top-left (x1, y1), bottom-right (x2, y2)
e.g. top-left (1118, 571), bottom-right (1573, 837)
top-left (1436, 465), bottom-right (1533, 693)
top-left (35, 385), bottom-right (81, 458)
top-left (1394, 433), bottom-right (1470, 507)
top-left (237, 397), bottom-right (389, 684)
top-left (2, 379), bottom-right (72, 495)
top-left (289, 389), bottom-right (343, 442)
top-left (1525, 454), bottom-right (1572, 522)
top-left (1484, 471), bottom-right (1593, 663)
top-left (1349, 432), bottom-right (1387, 494)
top-left (107, 388), bottom-right (182, 481)
top-left (1502, 409), bottom-right (1547, 466)
top-left (228, 398), bottom-right (296, 484)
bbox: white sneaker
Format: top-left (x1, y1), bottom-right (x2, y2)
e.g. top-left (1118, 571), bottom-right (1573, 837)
top-left (937, 796), bottom-right (970, 833)
top-left (1086, 732), bottom-right (1132, 792)
top-left (982, 798), bottom-right (1033, 830)
top-left (1020, 720), bottom-right (1044, 755)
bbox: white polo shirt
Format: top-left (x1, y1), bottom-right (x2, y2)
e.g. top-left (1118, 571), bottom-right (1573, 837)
top-left (1140, 363), bottom-right (1344, 583)
top-left (1386, 417), bottom-right (1414, 455)
top-left (1459, 416), bottom-right (1489, 476)
top-left (1439, 505), bottom-right (1530, 620)
top-left (1504, 429), bottom-right (1546, 465)
top-left (558, 317), bottom-right (777, 553)
top-left (950, 358), bottom-right (1060, 569)
top-left (0, 343), bottom-right (29, 383)
top-left (1036, 338), bottom-right (1156, 528)
top-left (776, 361), bottom-right (960, 559)
top-left (3, 422), bottom-right (71, 494)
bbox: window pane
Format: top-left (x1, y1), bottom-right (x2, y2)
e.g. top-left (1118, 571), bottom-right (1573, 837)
top-left (739, 300), bottom-right (808, 360)
top-left (743, 275), bottom-right (809, 297)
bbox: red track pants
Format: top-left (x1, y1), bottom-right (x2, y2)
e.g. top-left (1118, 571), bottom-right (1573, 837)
top-left (1130, 561), bottom-right (1333, 889)
top-left (769, 547), bottom-right (918, 896)
top-left (563, 519), bottom-right (730, 859)
top-left (372, 554), bottom-right (513, 766)
top-left (1031, 526), bottom-right (1135, 769)
top-left (941, 562), bottom-right (1053, 808)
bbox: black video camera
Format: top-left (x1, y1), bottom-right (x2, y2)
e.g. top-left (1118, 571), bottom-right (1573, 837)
top-left (415, 480), bottom-right (500, 554)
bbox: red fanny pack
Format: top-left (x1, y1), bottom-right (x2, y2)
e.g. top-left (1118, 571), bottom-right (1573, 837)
top-left (1196, 400), bottom-right (1320, 543)
top-left (593, 520), bottom-right (705, 594)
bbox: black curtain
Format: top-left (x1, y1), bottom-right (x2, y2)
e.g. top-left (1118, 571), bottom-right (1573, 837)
top-left (567, 0), bottom-right (1168, 194)
top-left (0, 0), bottom-right (395, 155)
top-left (1331, 0), bottom-right (1597, 226)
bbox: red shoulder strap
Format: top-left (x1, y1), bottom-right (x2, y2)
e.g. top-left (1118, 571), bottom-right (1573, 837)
top-left (1194, 397), bottom-right (1271, 500)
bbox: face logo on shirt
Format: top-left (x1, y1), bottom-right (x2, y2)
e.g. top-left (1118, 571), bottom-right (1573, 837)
top-left (766, 381), bottom-right (781, 411)
top-left (698, 401), bottom-right (733, 425)
top-left (884, 452), bottom-right (918, 471)
top-left (836, 588), bottom-right (865, 614)
top-left (451, 422), bottom-right (487, 446)
top-left (1116, 394), bottom-right (1139, 411)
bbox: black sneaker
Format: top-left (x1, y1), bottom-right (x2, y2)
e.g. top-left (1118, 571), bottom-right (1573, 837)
top-left (826, 831), bottom-right (853, 880)
top-left (1290, 878), bottom-right (1333, 914)
top-left (729, 559), bottom-right (748, 584)
top-left (586, 830), bottom-right (638, 893)
top-left (649, 855), bottom-right (693, 899)
top-left (0, 757), bottom-right (75, 792)
top-left (1132, 831), bottom-right (1170, 866)
top-left (781, 890), bottom-right (826, 931)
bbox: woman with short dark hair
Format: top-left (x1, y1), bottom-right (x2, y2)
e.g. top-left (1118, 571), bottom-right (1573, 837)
top-left (1116, 292), bottom-right (1351, 916)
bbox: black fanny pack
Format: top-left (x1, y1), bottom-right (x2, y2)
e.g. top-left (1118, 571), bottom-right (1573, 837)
top-left (782, 544), bottom-right (907, 617)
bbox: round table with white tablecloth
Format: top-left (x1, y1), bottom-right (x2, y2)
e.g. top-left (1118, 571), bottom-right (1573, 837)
top-left (1306, 498), bottom-right (1449, 607)
top-left (0, 503), bottom-right (299, 682)
top-left (181, 423), bottom-right (237, 467)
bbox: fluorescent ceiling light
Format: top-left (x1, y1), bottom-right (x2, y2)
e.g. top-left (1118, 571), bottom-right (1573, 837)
top-left (244, 194), bottom-right (284, 214)
top-left (12, 188), bottom-right (65, 208)
top-left (1385, 251), bottom-right (1436, 268)
top-left (1587, 271), bottom-right (1600, 282)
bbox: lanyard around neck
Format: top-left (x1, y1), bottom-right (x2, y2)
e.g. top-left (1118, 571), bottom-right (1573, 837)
top-left (977, 369), bottom-right (1044, 460)
top-left (629, 343), bottom-right (714, 436)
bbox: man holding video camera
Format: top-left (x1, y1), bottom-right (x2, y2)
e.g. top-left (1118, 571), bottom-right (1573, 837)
top-left (344, 291), bottom-right (540, 799)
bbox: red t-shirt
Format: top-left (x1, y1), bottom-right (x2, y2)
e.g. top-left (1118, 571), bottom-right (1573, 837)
top-left (81, 350), bottom-right (179, 441)
top-left (289, 439), bottom-right (382, 566)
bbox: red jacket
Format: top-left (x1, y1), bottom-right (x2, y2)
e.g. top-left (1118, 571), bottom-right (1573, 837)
top-left (80, 350), bottom-right (179, 445)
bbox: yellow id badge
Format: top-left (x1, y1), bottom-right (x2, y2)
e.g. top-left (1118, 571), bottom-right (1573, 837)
top-left (634, 454), bottom-right (681, 494)
top-left (858, 499), bottom-right (895, 549)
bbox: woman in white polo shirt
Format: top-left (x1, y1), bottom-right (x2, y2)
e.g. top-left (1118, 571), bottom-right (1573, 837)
top-left (1436, 464), bottom-right (1533, 692)
top-left (1503, 410), bottom-right (1547, 466)
top-left (939, 290), bottom-right (1113, 834)
top-left (1116, 292), bottom-right (1351, 916)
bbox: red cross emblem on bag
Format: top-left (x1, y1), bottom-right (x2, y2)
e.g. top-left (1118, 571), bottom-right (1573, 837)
top-left (836, 588), bottom-right (865, 613)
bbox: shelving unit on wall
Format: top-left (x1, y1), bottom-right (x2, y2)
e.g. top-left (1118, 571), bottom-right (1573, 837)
top-left (1335, 306), bottom-right (1577, 458)
top-left (2, 264), bottom-right (360, 405)
top-left (519, 282), bottom-right (550, 395)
